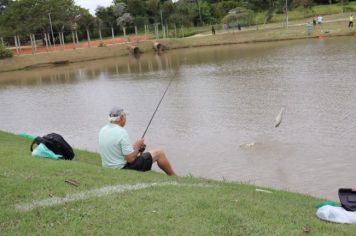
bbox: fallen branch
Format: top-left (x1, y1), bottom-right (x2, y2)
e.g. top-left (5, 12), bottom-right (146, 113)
top-left (65, 179), bottom-right (80, 187)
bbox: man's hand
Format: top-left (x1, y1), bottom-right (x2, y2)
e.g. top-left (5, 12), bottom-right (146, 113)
top-left (139, 144), bottom-right (146, 153)
top-left (125, 138), bottom-right (145, 163)
top-left (133, 138), bottom-right (145, 151)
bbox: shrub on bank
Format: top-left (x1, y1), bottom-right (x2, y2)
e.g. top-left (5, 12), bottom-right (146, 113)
top-left (0, 44), bottom-right (13, 59)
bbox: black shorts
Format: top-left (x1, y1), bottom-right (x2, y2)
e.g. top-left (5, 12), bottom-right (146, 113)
top-left (123, 152), bottom-right (153, 172)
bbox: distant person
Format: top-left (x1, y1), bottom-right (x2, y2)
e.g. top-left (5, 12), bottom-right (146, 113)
top-left (211, 25), bottom-right (216, 35)
top-left (237, 23), bottom-right (241, 31)
top-left (99, 107), bottom-right (176, 176)
top-left (313, 16), bottom-right (317, 26)
top-left (307, 22), bottom-right (312, 35)
top-left (349, 15), bottom-right (353, 28)
top-left (317, 15), bottom-right (323, 25)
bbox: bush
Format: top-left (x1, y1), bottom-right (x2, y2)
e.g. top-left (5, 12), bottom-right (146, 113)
top-left (221, 8), bottom-right (254, 26)
top-left (0, 44), bottom-right (13, 59)
top-left (222, 13), bottom-right (240, 25)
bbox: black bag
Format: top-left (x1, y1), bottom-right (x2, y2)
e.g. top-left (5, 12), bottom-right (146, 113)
top-left (338, 188), bottom-right (356, 212)
top-left (31, 133), bottom-right (75, 160)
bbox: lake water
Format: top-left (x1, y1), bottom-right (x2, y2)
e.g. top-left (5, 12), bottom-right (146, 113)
top-left (1, 36), bottom-right (355, 200)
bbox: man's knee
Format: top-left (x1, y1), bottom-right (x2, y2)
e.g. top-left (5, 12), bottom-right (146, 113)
top-left (149, 148), bottom-right (165, 161)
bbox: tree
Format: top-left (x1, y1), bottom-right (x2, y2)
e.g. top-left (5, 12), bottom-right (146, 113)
top-left (211, 0), bottom-right (240, 19)
top-left (0, 0), bottom-right (35, 35)
top-left (76, 8), bottom-right (94, 45)
top-left (113, 2), bottom-right (133, 30)
top-left (77, 8), bottom-right (94, 31)
top-left (96, 6), bottom-right (117, 28)
top-left (47, 0), bottom-right (78, 33)
top-left (162, 0), bottom-right (175, 23)
top-left (96, 5), bottom-right (119, 39)
top-left (171, 1), bottom-right (191, 26)
top-left (221, 7), bottom-right (252, 26)
top-left (114, 2), bottom-right (127, 17)
top-left (196, 0), bottom-right (212, 24)
top-left (127, 0), bottom-right (147, 16)
top-left (0, 0), bottom-right (77, 36)
top-left (293, 0), bottom-right (314, 9)
top-left (0, 0), bottom-right (10, 15)
top-left (251, 0), bottom-right (272, 11)
top-left (146, 0), bottom-right (160, 23)
top-left (117, 12), bottom-right (134, 29)
top-left (113, 0), bottom-right (128, 4)
top-left (171, 0), bottom-right (202, 26)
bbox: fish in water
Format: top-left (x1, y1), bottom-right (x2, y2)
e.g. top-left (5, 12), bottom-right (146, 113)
top-left (275, 107), bottom-right (285, 128)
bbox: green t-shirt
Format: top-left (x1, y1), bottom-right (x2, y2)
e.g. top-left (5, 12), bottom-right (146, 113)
top-left (98, 123), bottom-right (134, 168)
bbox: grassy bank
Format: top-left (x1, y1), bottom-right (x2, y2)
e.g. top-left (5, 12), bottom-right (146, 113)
top-left (0, 12), bottom-right (355, 73)
top-left (266, 2), bottom-right (356, 23)
top-left (1, 130), bottom-right (355, 235)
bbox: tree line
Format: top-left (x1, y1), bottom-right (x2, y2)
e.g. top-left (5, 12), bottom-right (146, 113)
top-left (0, 0), bottom-right (351, 41)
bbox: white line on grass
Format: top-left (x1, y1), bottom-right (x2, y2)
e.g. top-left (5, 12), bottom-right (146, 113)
top-left (15, 182), bottom-right (212, 212)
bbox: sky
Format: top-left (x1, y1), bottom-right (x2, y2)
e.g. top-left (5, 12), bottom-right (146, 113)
top-left (75, 0), bottom-right (113, 15)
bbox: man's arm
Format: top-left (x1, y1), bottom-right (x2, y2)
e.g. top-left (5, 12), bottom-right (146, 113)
top-left (124, 138), bottom-right (144, 163)
top-left (124, 149), bottom-right (140, 163)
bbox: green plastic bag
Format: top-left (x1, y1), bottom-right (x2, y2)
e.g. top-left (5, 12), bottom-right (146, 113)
top-left (32, 143), bottom-right (62, 160)
top-left (18, 132), bottom-right (37, 140)
top-left (315, 201), bottom-right (338, 209)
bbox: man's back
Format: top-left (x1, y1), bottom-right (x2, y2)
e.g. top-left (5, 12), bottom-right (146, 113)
top-left (98, 123), bottom-right (133, 168)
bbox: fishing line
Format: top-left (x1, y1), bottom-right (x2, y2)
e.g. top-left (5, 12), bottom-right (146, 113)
top-left (139, 70), bottom-right (178, 152)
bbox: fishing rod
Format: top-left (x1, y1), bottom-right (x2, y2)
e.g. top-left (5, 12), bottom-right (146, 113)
top-left (139, 71), bottom-right (177, 153)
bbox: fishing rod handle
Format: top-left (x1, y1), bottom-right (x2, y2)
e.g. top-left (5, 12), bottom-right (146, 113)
top-left (139, 144), bottom-right (146, 153)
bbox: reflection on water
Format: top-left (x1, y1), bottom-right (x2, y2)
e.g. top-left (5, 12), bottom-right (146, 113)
top-left (1, 37), bottom-right (356, 201)
top-left (0, 54), bottom-right (179, 86)
top-left (0, 41), bottom-right (281, 87)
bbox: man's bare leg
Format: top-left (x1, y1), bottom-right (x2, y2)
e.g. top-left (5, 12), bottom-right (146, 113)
top-left (149, 148), bottom-right (176, 176)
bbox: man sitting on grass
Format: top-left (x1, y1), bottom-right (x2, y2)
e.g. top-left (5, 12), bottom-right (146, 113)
top-left (98, 107), bottom-right (176, 176)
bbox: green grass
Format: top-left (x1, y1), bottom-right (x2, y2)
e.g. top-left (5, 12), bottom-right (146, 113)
top-left (268, 2), bottom-right (356, 23)
top-left (1, 130), bottom-right (356, 235)
top-left (176, 25), bottom-right (212, 38)
top-left (147, 25), bottom-right (212, 39)
top-left (311, 2), bottom-right (356, 15)
top-left (154, 3), bottom-right (356, 36)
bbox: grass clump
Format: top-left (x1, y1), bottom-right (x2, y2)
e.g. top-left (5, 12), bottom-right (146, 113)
top-left (1, 130), bottom-right (356, 235)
